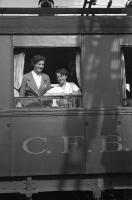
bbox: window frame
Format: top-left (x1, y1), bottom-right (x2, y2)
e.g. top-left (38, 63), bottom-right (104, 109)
top-left (120, 45), bottom-right (132, 107)
top-left (13, 35), bottom-right (83, 110)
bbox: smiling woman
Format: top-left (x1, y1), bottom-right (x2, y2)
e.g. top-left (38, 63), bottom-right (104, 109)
top-left (45, 68), bottom-right (81, 107)
top-left (19, 55), bottom-right (51, 107)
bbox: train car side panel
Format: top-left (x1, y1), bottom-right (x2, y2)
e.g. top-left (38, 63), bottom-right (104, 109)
top-left (83, 35), bottom-right (120, 108)
top-left (11, 114), bottom-right (85, 176)
top-left (0, 117), bottom-right (12, 176)
top-left (0, 36), bottom-right (12, 109)
top-left (85, 114), bottom-right (124, 173)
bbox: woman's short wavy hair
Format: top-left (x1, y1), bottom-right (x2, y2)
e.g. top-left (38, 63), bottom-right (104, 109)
top-left (56, 68), bottom-right (68, 77)
top-left (31, 55), bottom-right (46, 66)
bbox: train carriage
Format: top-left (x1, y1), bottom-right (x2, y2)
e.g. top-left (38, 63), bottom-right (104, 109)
top-left (0, 5), bottom-right (132, 200)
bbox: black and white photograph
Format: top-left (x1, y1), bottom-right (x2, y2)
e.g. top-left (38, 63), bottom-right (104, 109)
top-left (0, 0), bottom-right (131, 199)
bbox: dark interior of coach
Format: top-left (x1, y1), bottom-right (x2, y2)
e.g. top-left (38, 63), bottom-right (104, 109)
top-left (122, 46), bottom-right (132, 99)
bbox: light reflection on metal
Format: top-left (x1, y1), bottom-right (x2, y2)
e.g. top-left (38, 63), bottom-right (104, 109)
top-left (38, 0), bottom-right (54, 8)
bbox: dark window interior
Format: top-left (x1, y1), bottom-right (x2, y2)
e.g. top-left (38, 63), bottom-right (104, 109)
top-left (14, 47), bottom-right (81, 87)
top-left (121, 46), bottom-right (132, 98)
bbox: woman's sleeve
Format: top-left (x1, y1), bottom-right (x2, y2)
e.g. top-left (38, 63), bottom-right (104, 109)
top-left (71, 82), bottom-right (80, 93)
top-left (19, 76), bottom-right (27, 97)
top-left (46, 75), bottom-right (51, 91)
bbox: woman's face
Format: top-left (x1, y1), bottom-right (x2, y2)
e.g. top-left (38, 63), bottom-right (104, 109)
top-left (33, 60), bottom-right (45, 74)
top-left (56, 73), bottom-right (67, 86)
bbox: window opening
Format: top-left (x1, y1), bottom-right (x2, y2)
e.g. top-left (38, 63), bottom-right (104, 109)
top-left (121, 46), bottom-right (132, 106)
top-left (14, 47), bottom-right (82, 109)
